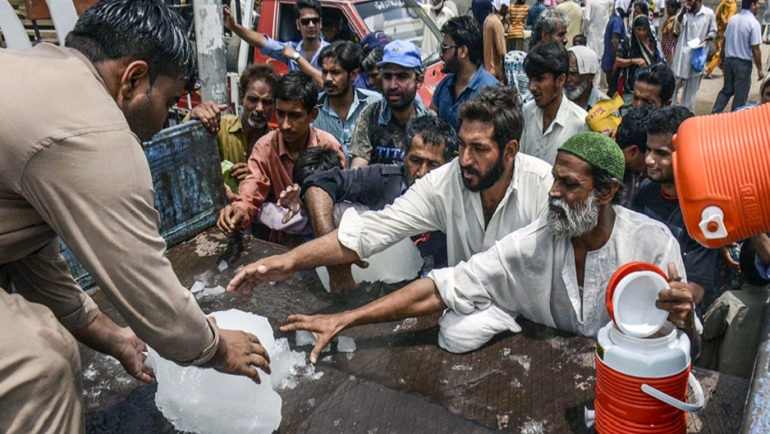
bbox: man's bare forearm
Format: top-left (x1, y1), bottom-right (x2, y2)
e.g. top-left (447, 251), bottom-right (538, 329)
top-left (71, 311), bottom-right (127, 355)
top-left (306, 187), bottom-right (337, 237)
top-left (285, 229), bottom-right (361, 270)
top-left (296, 55), bottom-right (324, 89)
top-left (753, 46), bottom-right (763, 72)
top-left (342, 278), bottom-right (447, 329)
top-left (230, 22), bottom-right (268, 49)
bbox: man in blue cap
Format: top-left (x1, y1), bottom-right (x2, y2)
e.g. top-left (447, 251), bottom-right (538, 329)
top-left (349, 40), bottom-right (430, 168)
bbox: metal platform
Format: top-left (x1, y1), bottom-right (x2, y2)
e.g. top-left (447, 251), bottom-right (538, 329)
top-left (82, 228), bottom-right (750, 433)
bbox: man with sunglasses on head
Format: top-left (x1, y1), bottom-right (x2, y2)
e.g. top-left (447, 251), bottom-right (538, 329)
top-left (348, 40), bottom-right (431, 169)
top-left (224, 0), bottom-right (328, 88)
top-left (430, 16), bottom-right (500, 132)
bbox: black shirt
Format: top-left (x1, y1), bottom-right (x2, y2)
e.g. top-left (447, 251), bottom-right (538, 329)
top-left (630, 179), bottom-right (718, 288)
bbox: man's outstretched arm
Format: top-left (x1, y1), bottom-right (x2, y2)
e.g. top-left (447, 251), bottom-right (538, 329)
top-left (223, 5), bottom-right (269, 49)
top-left (304, 186), bottom-right (360, 295)
top-left (227, 229), bottom-right (361, 294)
top-left (281, 278), bottom-right (446, 362)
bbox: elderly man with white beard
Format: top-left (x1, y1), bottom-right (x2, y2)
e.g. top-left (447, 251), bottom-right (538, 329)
top-left (564, 45), bottom-right (612, 112)
top-left (281, 132), bottom-right (698, 361)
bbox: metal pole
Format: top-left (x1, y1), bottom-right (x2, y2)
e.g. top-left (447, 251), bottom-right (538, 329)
top-left (193, 0), bottom-right (228, 106)
top-left (237, 0), bottom-right (255, 74)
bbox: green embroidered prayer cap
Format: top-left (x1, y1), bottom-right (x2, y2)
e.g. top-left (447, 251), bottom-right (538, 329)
top-left (558, 132), bottom-right (625, 181)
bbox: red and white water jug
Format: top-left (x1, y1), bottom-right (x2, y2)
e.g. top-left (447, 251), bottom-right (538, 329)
top-left (588, 262), bottom-right (704, 433)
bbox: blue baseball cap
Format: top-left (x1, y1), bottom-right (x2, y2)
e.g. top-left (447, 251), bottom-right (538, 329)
top-left (360, 31), bottom-right (391, 54)
top-left (377, 40), bottom-right (423, 70)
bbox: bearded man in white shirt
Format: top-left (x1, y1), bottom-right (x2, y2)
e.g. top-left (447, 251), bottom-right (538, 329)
top-left (228, 86), bottom-right (555, 346)
top-left (280, 132), bottom-right (698, 361)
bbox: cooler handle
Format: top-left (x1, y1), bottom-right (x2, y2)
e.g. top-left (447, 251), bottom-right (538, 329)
top-left (641, 373), bottom-right (705, 412)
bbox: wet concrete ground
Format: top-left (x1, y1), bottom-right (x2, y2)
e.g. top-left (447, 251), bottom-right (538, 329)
top-left (82, 228), bottom-right (750, 433)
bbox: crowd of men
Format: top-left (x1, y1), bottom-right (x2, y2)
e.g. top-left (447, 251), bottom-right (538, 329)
top-left (1, 0), bottom-right (769, 431)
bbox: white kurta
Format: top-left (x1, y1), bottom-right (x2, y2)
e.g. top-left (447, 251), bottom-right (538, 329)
top-left (337, 153), bottom-right (554, 266)
top-left (671, 7), bottom-right (717, 79)
top-left (429, 206), bottom-right (686, 338)
top-left (519, 98), bottom-right (590, 165)
top-left (422, 5), bottom-right (456, 58)
top-left (583, 0), bottom-right (613, 61)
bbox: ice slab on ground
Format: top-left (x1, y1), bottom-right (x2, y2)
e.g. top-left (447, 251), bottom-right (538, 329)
top-left (148, 310), bottom-right (323, 434)
top-left (296, 330), bottom-right (315, 346)
top-left (293, 330), bottom-right (331, 352)
top-left (337, 336), bottom-right (356, 353)
top-left (217, 260), bottom-right (228, 271)
top-left (203, 285), bottom-right (225, 297)
top-left (194, 270), bottom-right (214, 286)
top-left (315, 237), bottom-right (422, 291)
top-left (189, 280), bottom-right (205, 294)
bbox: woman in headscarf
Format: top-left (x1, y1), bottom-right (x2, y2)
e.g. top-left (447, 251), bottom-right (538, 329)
top-left (614, 14), bottom-right (664, 112)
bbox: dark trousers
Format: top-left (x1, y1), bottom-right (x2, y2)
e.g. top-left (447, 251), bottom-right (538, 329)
top-left (712, 57), bottom-right (753, 113)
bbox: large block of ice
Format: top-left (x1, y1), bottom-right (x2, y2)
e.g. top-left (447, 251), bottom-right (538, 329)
top-left (148, 310), bottom-right (286, 434)
top-left (314, 237), bottom-right (422, 291)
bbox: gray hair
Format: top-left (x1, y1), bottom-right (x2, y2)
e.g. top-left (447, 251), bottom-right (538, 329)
top-left (530, 8), bottom-right (567, 49)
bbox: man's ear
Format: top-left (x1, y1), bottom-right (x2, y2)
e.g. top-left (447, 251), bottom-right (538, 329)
top-left (458, 45), bottom-right (469, 60)
top-left (119, 60), bottom-right (150, 102)
top-left (309, 106), bottom-right (319, 122)
top-left (416, 73), bottom-right (424, 89)
top-left (627, 144), bottom-right (640, 158)
top-left (504, 139), bottom-right (519, 161)
top-left (596, 180), bottom-right (620, 205)
top-left (556, 72), bottom-right (567, 89)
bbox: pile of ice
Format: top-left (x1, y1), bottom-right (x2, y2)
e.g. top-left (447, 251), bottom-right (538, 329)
top-left (294, 331), bottom-right (357, 354)
top-left (147, 310), bottom-right (321, 434)
top-left (315, 237), bottom-right (422, 291)
top-left (189, 270), bottom-right (227, 300)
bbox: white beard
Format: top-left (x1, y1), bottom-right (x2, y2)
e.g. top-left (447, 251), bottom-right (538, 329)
top-left (565, 80), bottom-right (590, 102)
top-left (547, 195), bottom-right (600, 238)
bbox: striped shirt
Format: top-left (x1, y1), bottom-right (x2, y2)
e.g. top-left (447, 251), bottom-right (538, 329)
top-left (508, 4), bottom-right (529, 39)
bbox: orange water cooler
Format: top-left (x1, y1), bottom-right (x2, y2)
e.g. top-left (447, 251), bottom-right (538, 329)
top-left (673, 104), bottom-right (770, 248)
top-left (587, 263), bottom-right (705, 433)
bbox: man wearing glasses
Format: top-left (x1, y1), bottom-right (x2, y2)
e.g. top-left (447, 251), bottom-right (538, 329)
top-left (430, 16), bottom-right (500, 132)
top-left (348, 40), bottom-right (431, 168)
top-left (224, 0), bottom-right (328, 88)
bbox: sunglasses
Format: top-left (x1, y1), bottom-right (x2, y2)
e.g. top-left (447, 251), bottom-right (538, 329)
top-left (299, 17), bottom-right (321, 26)
top-left (440, 44), bottom-right (459, 53)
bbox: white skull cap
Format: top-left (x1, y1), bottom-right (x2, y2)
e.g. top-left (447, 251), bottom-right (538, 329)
top-left (568, 45), bottom-right (600, 75)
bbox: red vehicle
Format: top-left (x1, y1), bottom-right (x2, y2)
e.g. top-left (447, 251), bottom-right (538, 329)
top-left (179, 0), bottom-right (446, 110)
top-left (254, 0), bottom-right (446, 105)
